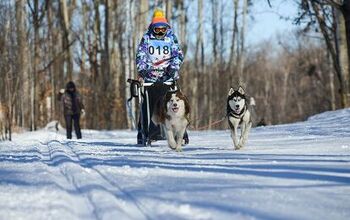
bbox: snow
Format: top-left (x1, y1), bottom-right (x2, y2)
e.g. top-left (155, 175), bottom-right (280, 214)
top-left (1, 109), bottom-right (350, 220)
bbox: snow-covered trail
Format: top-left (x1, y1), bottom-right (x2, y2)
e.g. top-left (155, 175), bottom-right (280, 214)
top-left (1, 109), bottom-right (350, 220)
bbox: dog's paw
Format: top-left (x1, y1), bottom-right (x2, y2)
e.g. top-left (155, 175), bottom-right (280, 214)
top-left (169, 144), bottom-right (177, 150)
top-left (234, 144), bottom-right (243, 150)
top-left (175, 147), bottom-right (182, 152)
top-left (182, 137), bottom-right (189, 146)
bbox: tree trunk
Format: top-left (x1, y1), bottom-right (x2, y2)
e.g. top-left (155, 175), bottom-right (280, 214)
top-left (193, 0), bottom-right (204, 129)
top-left (30, 0), bottom-right (40, 131)
top-left (102, 0), bottom-right (112, 129)
top-left (238, 0), bottom-right (248, 85)
top-left (60, 0), bottom-right (73, 81)
top-left (47, 2), bottom-right (56, 122)
top-left (337, 9), bottom-right (350, 107)
top-left (137, 0), bottom-right (149, 39)
top-left (341, 0), bottom-right (350, 106)
top-left (311, 2), bottom-right (348, 108)
top-left (93, 0), bottom-right (101, 128)
top-left (179, 0), bottom-right (187, 56)
top-left (178, 0), bottom-right (188, 98)
top-left (229, 0), bottom-right (239, 89)
top-left (209, 0), bottom-right (218, 129)
top-left (343, 0), bottom-right (350, 71)
top-left (166, 0), bottom-right (172, 23)
top-left (126, 0), bottom-right (135, 129)
top-left (15, 0), bottom-right (29, 128)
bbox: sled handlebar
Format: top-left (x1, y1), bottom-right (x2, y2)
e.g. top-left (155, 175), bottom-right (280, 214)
top-left (143, 81), bottom-right (174, 87)
top-left (127, 78), bottom-right (175, 87)
top-left (127, 78), bottom-right (141, 85)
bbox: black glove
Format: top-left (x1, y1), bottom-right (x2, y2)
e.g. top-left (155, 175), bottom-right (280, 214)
top-left (139, 69), bottom-right (151, 78)
top-left (165, 66), bottom-right (176, 78)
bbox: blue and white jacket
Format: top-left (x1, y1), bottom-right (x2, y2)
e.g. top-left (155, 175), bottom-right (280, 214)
top-left (136, 26), bottom-right (184, 82)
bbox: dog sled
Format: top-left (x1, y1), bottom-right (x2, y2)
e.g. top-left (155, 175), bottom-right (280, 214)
top-left (127, 78), bottom-right (177, 146)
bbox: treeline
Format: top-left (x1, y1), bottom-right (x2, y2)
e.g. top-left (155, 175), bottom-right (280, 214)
top-left (0, 0), bottom-right (349, 136)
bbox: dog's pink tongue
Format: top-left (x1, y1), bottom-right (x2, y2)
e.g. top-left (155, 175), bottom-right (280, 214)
top-left (172, 107), bottom-right (179, 113)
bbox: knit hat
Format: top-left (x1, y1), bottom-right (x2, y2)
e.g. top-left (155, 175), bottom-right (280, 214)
top-left (66, 81), bottom-right (76, 90)
top-left (151, 8), bottom-right (169, 27)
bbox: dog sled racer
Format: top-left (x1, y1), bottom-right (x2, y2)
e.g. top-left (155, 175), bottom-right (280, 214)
top-left (136, 8), bottom-right (183, 83)
top-left (135, 8), bottom-right (188, 145)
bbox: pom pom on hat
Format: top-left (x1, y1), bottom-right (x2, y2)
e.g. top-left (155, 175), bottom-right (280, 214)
top-left (151, 8), bottom-right (169, 26)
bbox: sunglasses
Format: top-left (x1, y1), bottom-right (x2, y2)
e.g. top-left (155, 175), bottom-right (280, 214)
top-left (153, 27), bottom-right (167, 34)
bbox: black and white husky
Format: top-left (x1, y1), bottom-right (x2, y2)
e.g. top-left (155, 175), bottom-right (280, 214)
top-left (227, 86), bottom-right (252, 150)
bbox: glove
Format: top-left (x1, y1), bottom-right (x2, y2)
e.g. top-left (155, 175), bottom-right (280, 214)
top-left (137, 75), bottom-right (144, 85)
top-left (59, 89), bottom-right (65, 94)
top-left (81, 109), bottom-right (86, 117)
top-left (139, 68), bottom-right (153, 78)
top-left (165, 66), bottom-right (176, 79)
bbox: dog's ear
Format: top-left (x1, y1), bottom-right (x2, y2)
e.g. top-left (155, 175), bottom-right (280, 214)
top-left (238, 86), bottom-right (245, 95)
top-left (228, 88), bottom-right (234, 96)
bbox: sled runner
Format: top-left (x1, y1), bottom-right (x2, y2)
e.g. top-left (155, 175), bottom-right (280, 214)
top-left (127, 78), bottom-right (177, 146)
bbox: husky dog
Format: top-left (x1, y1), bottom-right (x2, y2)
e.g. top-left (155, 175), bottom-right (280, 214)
top-left (227, 86), bottom-right (252, 150)
top-left (152, 90), bottom-right (190, 151)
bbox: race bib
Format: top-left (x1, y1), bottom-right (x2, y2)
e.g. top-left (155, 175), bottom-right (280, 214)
top-left (147, 37), bottom-right (172, 69)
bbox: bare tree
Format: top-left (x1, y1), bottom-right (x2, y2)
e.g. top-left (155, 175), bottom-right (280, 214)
top-left (15, 0), bottom-right (29, 128)
top-left (193, 0), bottom-right (204, 129)
top-left (238, 0), bottom-right (248, 85)
top-left (209, 0), bottom-right (219, 129)
top-left (296, 0), bottom-right (350, 107)
top-left (59, 0), bottom-right (74, 81)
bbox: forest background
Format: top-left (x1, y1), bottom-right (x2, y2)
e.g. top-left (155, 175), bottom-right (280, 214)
top-left (0, 0), bottom-right (349, 139)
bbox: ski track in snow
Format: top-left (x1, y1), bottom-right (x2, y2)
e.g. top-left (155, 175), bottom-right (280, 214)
top-left (1, 108), bottom-right (350, 220)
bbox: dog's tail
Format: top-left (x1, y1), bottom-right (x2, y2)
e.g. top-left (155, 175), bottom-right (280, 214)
top-left (248, 96), bottom-right (257, 127)
top-left (249, 97), bottom-right (256, 106)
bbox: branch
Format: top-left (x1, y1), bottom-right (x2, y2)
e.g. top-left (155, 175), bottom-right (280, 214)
top-left (37, 39), bottom-right (77, 74)
top-left (311, 1), bottom-right (340, 79)
top-left (26, 0), bottom-right (35, 15)
top-left (38, 1), bottom-right (48, 23)
top-left (267, 0), bottom-right (272, 8)
top-left (321, 0), bottom-right (342, 10)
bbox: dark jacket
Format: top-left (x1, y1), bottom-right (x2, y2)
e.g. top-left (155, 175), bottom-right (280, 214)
top-left (59, 91), bottom-right (84, 116)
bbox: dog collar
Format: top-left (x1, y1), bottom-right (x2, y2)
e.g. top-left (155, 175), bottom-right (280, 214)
top-left (228, 105), bottom-right (247, 119)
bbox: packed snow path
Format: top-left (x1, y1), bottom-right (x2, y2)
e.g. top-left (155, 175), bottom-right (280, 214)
top-left (1, 109), bottom-right (350, 220)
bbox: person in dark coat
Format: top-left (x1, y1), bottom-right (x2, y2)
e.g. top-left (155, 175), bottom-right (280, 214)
top-left (58, 81), bottom-right (85, 139)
